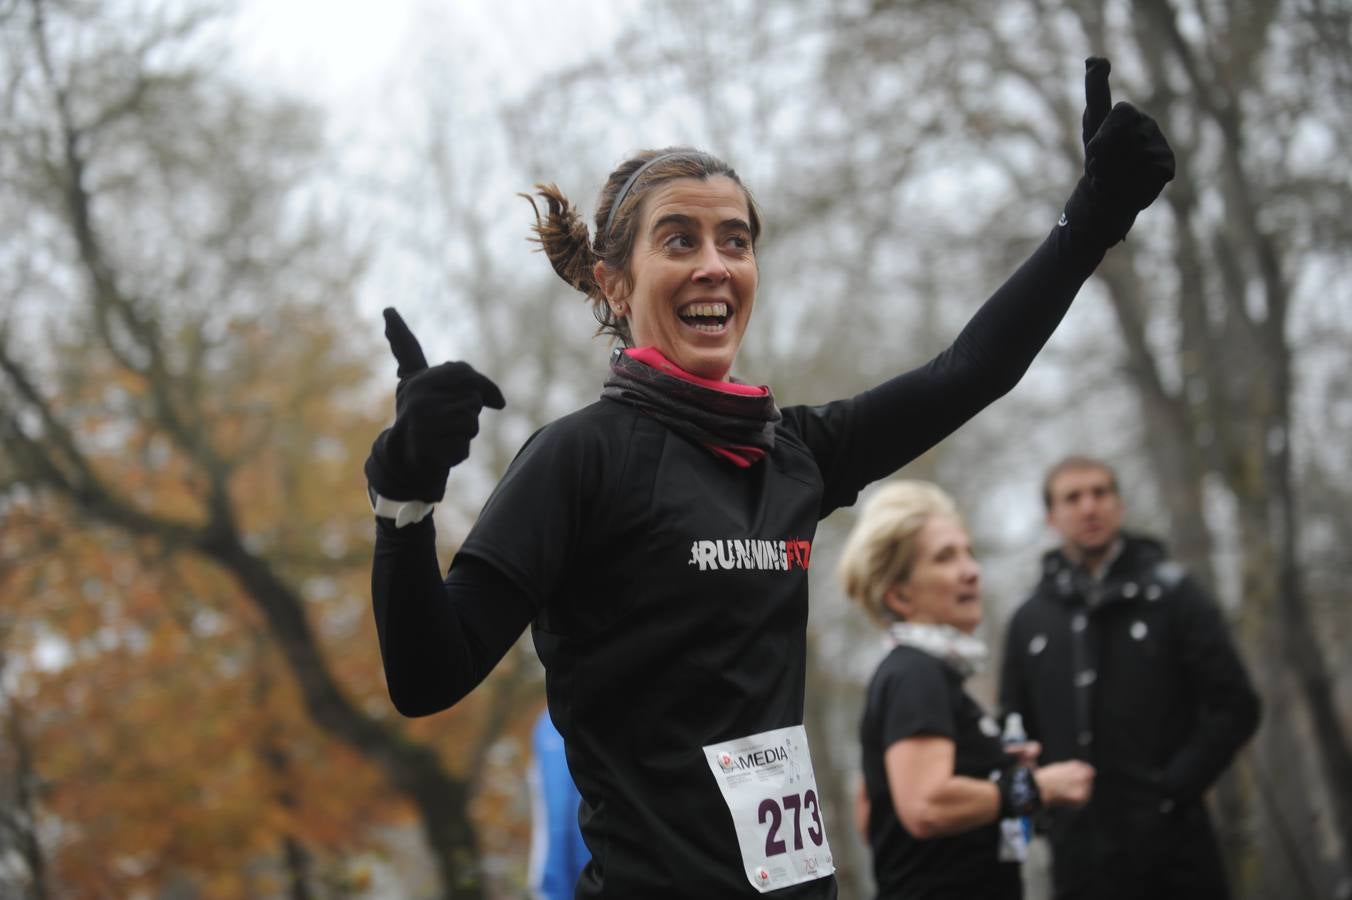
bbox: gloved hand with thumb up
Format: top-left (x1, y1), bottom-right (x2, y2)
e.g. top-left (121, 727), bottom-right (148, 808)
top-left (1061, 57), bottom-right (1176, 248)
top-left (364, 308), bottom-right (505, 505)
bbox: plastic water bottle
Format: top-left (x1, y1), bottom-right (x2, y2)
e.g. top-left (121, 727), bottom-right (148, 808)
top-left (997, 713), bottom-right (1032, 862)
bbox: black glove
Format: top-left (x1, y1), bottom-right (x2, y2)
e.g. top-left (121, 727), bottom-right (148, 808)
top-left (364, 308), bottom-right (505, 503)
top-left (1063, 57), bottom-right (1176, 247)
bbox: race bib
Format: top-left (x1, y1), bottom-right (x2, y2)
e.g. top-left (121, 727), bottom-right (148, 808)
top-left (703, 724), bottom-right (835, 892)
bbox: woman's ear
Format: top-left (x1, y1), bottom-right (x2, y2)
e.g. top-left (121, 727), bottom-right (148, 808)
top-left (883, 585), bottom-right (911, 621)
top-left (594, 260), bottom-right (618, 303)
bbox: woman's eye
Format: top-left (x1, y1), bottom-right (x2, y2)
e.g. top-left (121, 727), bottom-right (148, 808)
top-left (664, 233), bottom-right (694, 249)
top-left (726, 234), bottom-right (751, 250)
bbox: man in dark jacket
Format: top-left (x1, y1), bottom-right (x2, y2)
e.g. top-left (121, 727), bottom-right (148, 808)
top-left (1000, 455), bottom-right (1260, 900)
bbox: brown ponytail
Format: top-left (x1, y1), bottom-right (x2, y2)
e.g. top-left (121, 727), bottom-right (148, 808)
top-left (522, 184), bottom-right (630, 344)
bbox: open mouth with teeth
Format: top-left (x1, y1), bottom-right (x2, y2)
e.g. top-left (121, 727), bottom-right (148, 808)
top-left (678, 301), bottom-right (731, 333)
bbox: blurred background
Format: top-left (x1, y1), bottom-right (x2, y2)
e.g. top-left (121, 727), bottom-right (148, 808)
top-left (1, 0), bottom-right (1349, 897)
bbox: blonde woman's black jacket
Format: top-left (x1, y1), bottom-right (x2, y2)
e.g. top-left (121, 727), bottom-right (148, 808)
top-left (999, 533), bottom-right (1260, 899)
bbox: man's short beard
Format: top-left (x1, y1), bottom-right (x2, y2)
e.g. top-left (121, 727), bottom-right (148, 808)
top-left (1076, 537), bottom-right (1113, 556)
top-left (1072, 534), bottom-right (1123, 576)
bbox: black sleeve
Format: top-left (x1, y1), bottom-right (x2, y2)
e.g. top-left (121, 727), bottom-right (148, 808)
top-left (1159, 578), bottom-right (1262, 800)
top-left (793, 218), bottom-right (1108, 515)
top-left (878, 653), bottom-right (958, 750)
top-left (371, 516), bottom-right (535, 717)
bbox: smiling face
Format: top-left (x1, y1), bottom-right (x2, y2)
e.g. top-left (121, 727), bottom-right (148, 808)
top-left (885, 515), bottom-right (983, 634)
top-left (595, 176), bottom-right (757, 381)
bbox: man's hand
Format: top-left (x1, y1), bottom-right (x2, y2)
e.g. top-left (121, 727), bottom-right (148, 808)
top-left (1003, 740), bottom-right (1044, 768)
top-left (1034, 760), bottom-right (1096, 808)
top-left (364, 308), bottom-right (505, 503)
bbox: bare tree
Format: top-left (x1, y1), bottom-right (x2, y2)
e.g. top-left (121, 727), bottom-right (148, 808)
top-left (0, 2), bottom-right (508, 895)
top-left (0, 593), bottom-right (48, 900)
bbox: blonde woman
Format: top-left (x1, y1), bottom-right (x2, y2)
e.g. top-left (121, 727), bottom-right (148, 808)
top-left (839, 482), bottom-right (1094, 899)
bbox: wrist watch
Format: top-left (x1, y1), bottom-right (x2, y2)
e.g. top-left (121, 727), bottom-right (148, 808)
top-left (367, 483), bottom-right (435, 528)
top-left (996, 765), bottom-right (1043, 818)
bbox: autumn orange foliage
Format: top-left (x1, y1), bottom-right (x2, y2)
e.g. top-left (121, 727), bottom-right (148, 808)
top-left (1, 309), bottom-right (542, 895)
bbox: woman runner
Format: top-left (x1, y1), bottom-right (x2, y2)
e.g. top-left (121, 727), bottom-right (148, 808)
top-left (364, 57), bottom-right (1172, 899)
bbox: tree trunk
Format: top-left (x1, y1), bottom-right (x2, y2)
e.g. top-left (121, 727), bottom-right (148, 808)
top-left (200, 529), bottom-right (484, 899)
top-left (3, 703), bottom-right (49, 900)
top-left (282, 836), bottom-right (315, 900)
top-left (1268, 378), bottom-right (1352, 876)
top-left (1125, 1), bottom-right (1352, 887)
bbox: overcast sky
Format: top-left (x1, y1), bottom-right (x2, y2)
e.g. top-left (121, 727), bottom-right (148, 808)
top-left (225, 1), bottom-right (650, 335)
top-left (230, 0), bottom-right (634, 116)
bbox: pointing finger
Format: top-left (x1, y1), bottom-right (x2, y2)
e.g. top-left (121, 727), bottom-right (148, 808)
top-left (1082, 56), bottom-right (1113, 148)
top-left (382, 307), bottom-right (429, 379)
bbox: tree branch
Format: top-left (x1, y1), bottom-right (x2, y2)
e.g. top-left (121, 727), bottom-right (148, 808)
top-left (29, 0), bottom-right (232, 501)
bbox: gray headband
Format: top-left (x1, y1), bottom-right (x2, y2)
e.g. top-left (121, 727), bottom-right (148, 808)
top-left (602, 152), bottom-right (682, 245)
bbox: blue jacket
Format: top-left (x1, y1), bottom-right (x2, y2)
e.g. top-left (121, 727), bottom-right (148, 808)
top-left (529, 710), bottom-right (590, 899)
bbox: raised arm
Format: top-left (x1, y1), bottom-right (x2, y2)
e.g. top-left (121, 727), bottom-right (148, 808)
top-left (814, 59), bottom-right (1175, 496)
top-left (365, 308), bottom-right (526, 716)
